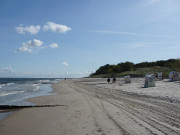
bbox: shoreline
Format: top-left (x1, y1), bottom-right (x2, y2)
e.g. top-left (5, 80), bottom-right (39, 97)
top-left (25, 82), bottom-right (58, 105)
top-left (0, 83), bottom-right (56, 121)
top-left (0, 80), bottom-right (73, 135)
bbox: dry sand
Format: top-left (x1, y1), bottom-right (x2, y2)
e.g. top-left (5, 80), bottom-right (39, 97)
top-left (0, 78), bottom-right (180, 135)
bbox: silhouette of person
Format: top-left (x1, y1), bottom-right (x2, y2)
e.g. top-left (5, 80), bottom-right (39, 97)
top-left (112, 76), bottom-right (116, 83)
top-left (107, 77), bottom-right (110, 83)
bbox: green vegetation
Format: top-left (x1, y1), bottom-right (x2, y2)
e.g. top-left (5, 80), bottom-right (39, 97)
top-left (90, 59), bottom-right (180, 78)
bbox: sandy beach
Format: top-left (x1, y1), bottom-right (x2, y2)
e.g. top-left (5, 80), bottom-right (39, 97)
top-left (0, 78), bottom-right (180, 135)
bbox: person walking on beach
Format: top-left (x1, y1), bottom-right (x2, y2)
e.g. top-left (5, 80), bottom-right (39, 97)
top-left (112, 76), bottom-right (116, 83)
top-left (107, 77), bottom-right (110, 83)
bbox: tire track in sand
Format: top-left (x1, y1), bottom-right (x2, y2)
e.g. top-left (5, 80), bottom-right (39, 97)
top-left (71, 81), bottom-right (129, 135)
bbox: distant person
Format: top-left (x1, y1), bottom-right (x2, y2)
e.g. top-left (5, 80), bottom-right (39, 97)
top-left (155, 73), bottom-right (158, 79)
top-left (107, 77), bottom-right (110, 83)
top-left (172, 72), bottom-right (175, 81)
top-left (64, 78), bottom-right (66, 80)
top-left (112, 76), bottom-right (116, 83)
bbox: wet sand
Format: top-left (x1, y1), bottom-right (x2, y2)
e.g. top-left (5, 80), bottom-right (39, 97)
top-left (0, 78), bottom-right (180, 135)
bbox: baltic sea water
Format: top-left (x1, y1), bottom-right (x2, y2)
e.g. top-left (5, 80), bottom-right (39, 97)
top-left (0, 78), bottom-right (61, 120)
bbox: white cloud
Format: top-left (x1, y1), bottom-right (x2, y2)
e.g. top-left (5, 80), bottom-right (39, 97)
top-left (62, 62), bottom-right (69, 66)
top-left (16, 39), bottom-right (43, 53)
top-left (90, 30), bottom-right (174, 38)
top-left (43, 22), bottom-right (71, 33)
top-left (15, 25), bottom-right (41, 34)
top-left (0, 66), bottom-right (14, 73)
top-left (49, 43), bottom-right (58, 48)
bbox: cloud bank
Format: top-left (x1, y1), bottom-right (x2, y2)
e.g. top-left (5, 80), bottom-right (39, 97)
top-left (16, 39), bottom-right (43, 53)
top-left (15, 25), bottom-right (41, 34)
top-left (43, 22), bottom-right (72, 33)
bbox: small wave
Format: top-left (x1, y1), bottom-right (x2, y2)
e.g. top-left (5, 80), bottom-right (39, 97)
top-left (0, 83), bottom-right (15, 89)
top-left (33, 84), bottom-right (40, 91)
top-left (6, 83), bottom-right (15, 86)
top-left (21, 84), bottom-right (40, 92)
top-left (35, 80), bottom-right (51, 84)
top-left (0, 90), bottom-right (25, 97)
top-left (0, 84), bottom-right (6, 89)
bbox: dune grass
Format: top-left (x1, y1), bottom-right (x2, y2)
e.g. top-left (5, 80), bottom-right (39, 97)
top-left (89, 66), bottom-right (180, 78)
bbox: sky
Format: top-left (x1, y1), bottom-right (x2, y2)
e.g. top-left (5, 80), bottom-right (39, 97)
top-left (1, 0), bottom-right (180, 78)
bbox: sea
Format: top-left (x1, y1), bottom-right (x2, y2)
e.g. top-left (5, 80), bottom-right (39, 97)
top-left (0, 78), bottom-right (61, 120)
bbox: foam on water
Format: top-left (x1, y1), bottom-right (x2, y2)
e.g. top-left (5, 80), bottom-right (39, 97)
top-left (0, 84), bottom-right (5, 89)
top-left (0, 91), bottom-right (24, 97)
top-left (0, 78), bottom-right (60, 105)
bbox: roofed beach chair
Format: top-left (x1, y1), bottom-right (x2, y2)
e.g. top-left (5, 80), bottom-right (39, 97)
top-left (144, 74), bottom-right (155, 88)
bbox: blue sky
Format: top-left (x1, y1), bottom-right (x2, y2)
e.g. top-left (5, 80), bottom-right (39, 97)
top-left (1, 0), bottom-right (180, 78)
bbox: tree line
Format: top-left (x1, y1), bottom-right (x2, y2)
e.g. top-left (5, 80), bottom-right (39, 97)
top-left (90, 59), bottom-right (180, 76)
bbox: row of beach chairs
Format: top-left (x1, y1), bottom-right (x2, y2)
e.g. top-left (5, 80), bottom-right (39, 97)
top-left (119, 71), bottom-right (180, 88)
top-left (144, 71), bottom-right (180, 88)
